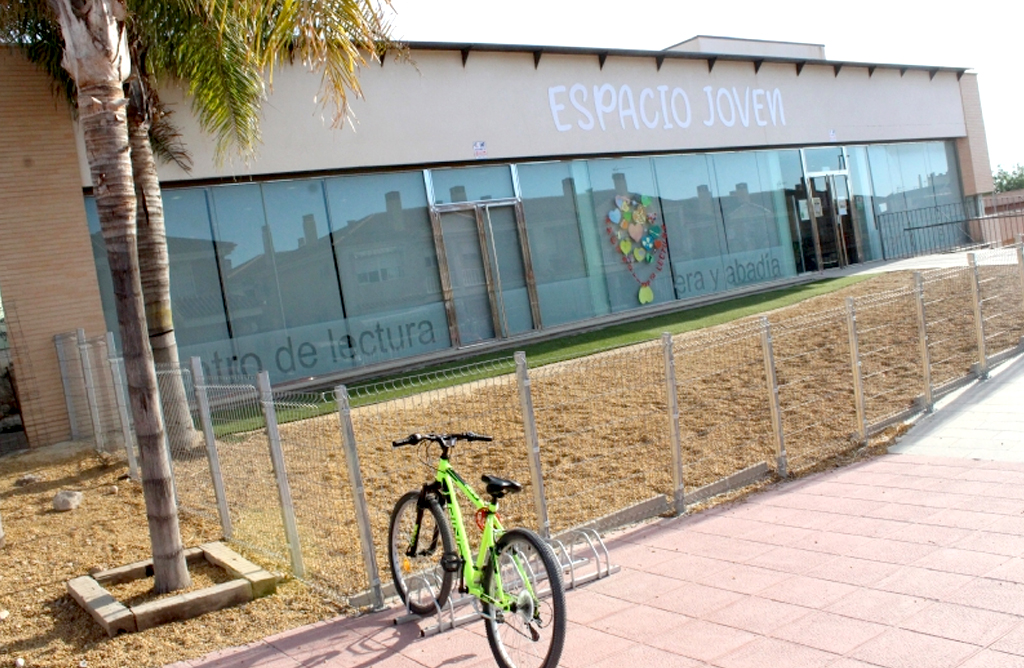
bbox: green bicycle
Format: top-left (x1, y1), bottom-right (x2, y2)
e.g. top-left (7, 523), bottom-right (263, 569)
top-left (388, 432), bottom-right (567, 668)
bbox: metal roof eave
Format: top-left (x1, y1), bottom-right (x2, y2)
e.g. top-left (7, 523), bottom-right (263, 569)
top-left (399, 40), bottom-right (971, 79)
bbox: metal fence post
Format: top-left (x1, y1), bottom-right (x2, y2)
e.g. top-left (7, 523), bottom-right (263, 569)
top-left (257, 371), bottom-right (305, 578)
top-left (846, 298), bottom-right (867, 443)
top-left (968, 253), bottom-right (989, 379)
top-left (335, 384), bottom-right (385, 610)
top-left (760, 317), bottom-right (787, 477)
top-left (913, 273), bottom-right (934, 413)
top-left (514, 352), bottom-right (550, 538)
top-left (191, 357), bottom-right (233, 540)
top-left (54, 335), bottom-right (81, 440)
top-left (106, 332), bottom-right (139, 480)
top-left (1016, 235), bottom-right (1024, 335)
top-left (661, 334), bottom-right (685, 515)
top-left (76, 328), bottom-right (105, 452)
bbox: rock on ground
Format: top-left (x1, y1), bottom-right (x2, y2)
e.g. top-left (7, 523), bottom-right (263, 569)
top-left (52, 490), bottom-right (84, 512)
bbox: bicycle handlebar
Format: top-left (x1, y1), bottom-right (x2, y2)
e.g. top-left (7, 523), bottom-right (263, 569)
top-left (392, 432), bottom-right (493, 448)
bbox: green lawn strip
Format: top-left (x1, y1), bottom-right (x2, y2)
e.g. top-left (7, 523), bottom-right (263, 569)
top-left (208, 274), bottom-right (872, 434)
top-left (345, 274), bottom-right (871, 406)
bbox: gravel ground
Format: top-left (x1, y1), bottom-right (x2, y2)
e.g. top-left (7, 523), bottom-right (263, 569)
top-left (1, 266), bottom-right (1021, 668)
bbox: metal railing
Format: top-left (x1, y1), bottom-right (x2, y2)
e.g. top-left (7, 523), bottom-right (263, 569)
top-left (878, 201), bottom-right (1024, 260)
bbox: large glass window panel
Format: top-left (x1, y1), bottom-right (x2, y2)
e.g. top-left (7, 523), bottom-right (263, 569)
top-left (518, 162), bottom-right (600, 327)
top-left (846, 146), bottom-right (883, 261)
top-left (483, 205), bottom-right (533, 336)
top-left (209, 184), bottom-right (283, 338)
top-left (896, 143), bottom-right (934, 210)
top-left (652, 154), bottom-right (727, 299)
top-left (867, 144), bottom-right (902, 215)
top-left (757, 150), bottom-right (800, 279)
top-left (325, 172), bottom-right (450, 365)
top-left (430, 165), bottom-right (515, 204)
top-left (803, 147), bottom-right (845, 173)
top-left (439, 210), bottom-right (494, 345)
top-left (712, 151), bottom-right (796, 287)
top-left (927, 141), bottom-right (963, 207)
top-left (260, 180), bottom-right (344, 328)
top-left (711, 152), bottom-right (772, 254)
top-left (585, 158), bottom-right (674, 312)
top-left (84, 198), bottom-right (119, 340)
top-left (162, 189), bottom-right (230, 354)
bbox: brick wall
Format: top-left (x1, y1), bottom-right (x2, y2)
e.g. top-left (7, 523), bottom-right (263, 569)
top-left (0, 48), bottom-right (108, 448)
top-left (956, 73), bottom-right (995, 196)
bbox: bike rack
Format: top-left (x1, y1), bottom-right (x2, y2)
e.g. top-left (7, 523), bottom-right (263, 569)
top-left (393, 527), bottom-right (620, 638)
top-left (393, 572), bottom-right (484, 637)
top-left (548, 527), bottom-right (619, 591)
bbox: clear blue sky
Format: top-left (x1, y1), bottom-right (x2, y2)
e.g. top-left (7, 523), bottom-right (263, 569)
top-left (386, 0), bottom-right (1022, 174)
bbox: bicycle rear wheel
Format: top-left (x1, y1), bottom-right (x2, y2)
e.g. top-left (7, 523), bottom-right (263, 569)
top-left (388, 490), bottom-right (455, 615)
top-left (483, 528), bottom-right (566, 668)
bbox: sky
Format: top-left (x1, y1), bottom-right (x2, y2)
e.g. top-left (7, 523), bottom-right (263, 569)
top-left (384, 0), bottom-right (1023, 173)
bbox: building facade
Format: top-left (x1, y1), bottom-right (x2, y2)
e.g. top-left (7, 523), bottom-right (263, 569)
top-left (0, 37), bottom-right (994, 448)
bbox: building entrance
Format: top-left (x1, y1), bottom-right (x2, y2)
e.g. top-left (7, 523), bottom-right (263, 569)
top-left (806, 173), bottom-right (860, 269)
top-left (436, 203), bottom-right (539, 347)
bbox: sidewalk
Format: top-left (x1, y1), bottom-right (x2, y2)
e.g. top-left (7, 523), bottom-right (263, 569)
top-left (170, 354), bottom-right (1024, 668)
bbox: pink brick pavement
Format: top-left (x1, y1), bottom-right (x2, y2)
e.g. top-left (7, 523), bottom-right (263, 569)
top-left (164, 452), bottom-right (1024, 668)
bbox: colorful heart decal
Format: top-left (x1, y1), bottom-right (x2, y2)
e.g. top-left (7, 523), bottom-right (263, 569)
top-left (605, 193), bottom-right (669, 304)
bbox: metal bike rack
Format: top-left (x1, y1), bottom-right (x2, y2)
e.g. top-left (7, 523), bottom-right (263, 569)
top-left (394, 527), bottom-right (619, 638)
top-left (548, 527), bottom-right (619, 591)
top-left (393, 572), bottom-right (485, 637)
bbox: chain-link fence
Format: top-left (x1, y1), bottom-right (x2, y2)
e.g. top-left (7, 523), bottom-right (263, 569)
top-left (851, 287), bottom-right (923, 430)
top-left (56, 248), bottom-right (1024, 609)
top-left (672, 322), bottom-right (774, 501)
top-left (529, 342), bottom-right (670, 535)
top-left (53, 330), bottom-right (123, 449)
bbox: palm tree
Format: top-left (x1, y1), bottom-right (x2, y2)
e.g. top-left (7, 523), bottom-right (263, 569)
top-left (7, 1), bottom-right (395, 451)
top-left (43, 0), bottom-right (191, 592)
top-left (3, 0), bottom-right (394, 593)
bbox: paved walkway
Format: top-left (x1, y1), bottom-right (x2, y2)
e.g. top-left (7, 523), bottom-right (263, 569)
top-left (169, 354), bottom-right (1024, 668)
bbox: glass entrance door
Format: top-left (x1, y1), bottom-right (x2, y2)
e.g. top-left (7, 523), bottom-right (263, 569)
top-left (437, 204), bottom-right (536, 346)
top-left (805, 174), bottom-right (859, 269)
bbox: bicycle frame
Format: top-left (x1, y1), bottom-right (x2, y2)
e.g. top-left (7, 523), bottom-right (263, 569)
top-left (432, 458), bottom-right (534, 612)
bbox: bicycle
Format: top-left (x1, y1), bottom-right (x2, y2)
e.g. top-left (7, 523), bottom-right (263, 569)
top-left (388, 432), bottom-right (567, 668)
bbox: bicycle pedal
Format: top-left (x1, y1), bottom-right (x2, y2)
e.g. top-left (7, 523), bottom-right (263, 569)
top-left (440, 551), bottom-right (463, 573)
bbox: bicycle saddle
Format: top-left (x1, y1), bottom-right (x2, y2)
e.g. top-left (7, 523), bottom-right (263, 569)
top-left (482, 474), bottom-right (522, 498)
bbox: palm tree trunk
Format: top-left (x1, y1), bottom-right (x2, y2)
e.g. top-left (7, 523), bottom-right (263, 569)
top-left (52, 0), bottom-right (189, 593)
top-left (128, 113), bottom-right (198, 454)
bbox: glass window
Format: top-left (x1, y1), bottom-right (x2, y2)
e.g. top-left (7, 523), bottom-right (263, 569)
top-left (846, 146), bottom-right (883, 262)
top-left (585, 158), bottom-right (674, 312)
top-left (518, 162), bottom-right (601, 327)
top-left (803, 147), bottom-right (845, 173)
top-left (710, 151), bottom-right (796, 286)
top-left (84, 198), bottom-right (120, 340)
top-left (209, 184), bottom-right (282, 338)
top-left (162, 189), bottom-right (230, 352)
top-left (652, 154), bottom-right (726, 299)
top-left (259, 180), bottom-right (344, 328)
top-left (430, 165), bottom-right (514, 204)
top-left (325, 172), bottom-right (451, 365)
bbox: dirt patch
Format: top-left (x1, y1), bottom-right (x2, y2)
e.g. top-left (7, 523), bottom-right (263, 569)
top-left (0, 451), bottom-right (341, 668)
top-left (1, 265), bottom-right (1021, 667)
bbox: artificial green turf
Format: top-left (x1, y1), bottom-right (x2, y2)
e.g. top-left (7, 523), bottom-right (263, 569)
top-left (345, 274), bottom-right (873, 403)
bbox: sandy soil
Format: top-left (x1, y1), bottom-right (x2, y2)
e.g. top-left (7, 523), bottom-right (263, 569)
top-left (1, 265), bottom-right (1021, 668)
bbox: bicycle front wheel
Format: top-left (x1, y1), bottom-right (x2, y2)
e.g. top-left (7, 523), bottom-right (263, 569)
top-left (388, 490), bottom-right (455, 616)
top-left (483, 528), bottom-right (566, 668)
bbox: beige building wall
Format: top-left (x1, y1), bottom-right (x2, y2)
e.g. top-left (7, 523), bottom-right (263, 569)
top-left (0, 48), bottom-right (108, 448)
top-left (956, 73), bottom-right (994, 196)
